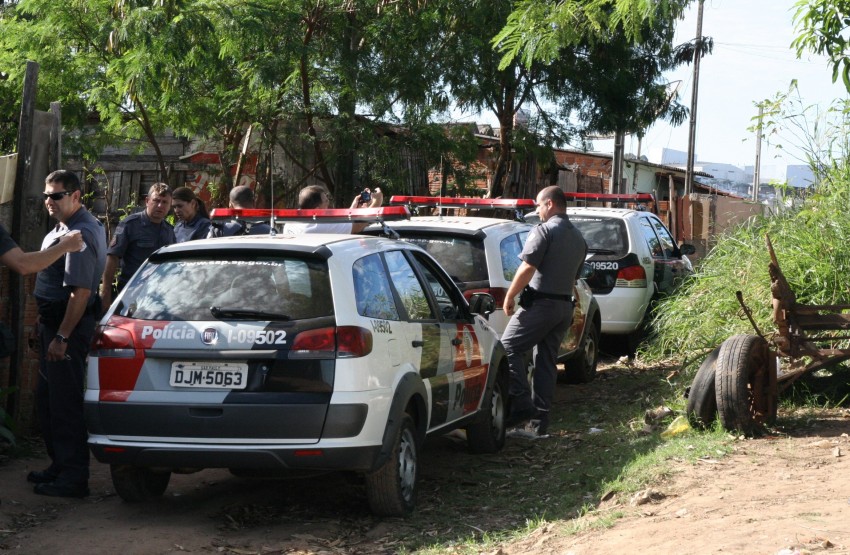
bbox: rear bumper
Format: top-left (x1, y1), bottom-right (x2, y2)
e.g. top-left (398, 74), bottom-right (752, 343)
top-left (594, 289), bottom-right (649, 334)
top-left (88, 437), bottom-right (381, 472)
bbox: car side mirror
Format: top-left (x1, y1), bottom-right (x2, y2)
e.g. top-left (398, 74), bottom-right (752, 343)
top-left (679, 243), bottom-right (696, 256)
top-left (468, 292), bottom-right (496, 316)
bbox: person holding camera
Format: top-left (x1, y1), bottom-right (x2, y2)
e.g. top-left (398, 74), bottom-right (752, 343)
top-left (284, 185), bottom-right (383, 235)
top-left (501, 186), bottom-right (586, 440)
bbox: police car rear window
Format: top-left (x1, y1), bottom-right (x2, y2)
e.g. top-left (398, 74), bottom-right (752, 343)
top-left (116, 256), bottom-right (333, 321)
top-left (397, 235), bottom-right (487, 283)
top-left (569, 217), bottom-right (629, 256)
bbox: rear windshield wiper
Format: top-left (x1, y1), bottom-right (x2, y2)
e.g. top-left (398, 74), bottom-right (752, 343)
top-left (210, 306), bottom-right (291, 320)
top-left (587, 248), bottom-right (618, 255)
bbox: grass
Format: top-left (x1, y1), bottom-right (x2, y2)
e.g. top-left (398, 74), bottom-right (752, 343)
top-left (387, 362), bottom-right (738, 554)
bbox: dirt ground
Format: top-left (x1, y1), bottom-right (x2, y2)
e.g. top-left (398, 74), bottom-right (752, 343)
top-left (2, 363), bottom-right (850, 555)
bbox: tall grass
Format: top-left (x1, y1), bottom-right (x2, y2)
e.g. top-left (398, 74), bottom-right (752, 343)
top-left (644, 163), bottom-right (850, 376)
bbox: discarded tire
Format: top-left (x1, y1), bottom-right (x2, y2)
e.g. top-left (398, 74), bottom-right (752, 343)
top-left (715, 334), bottom-right (771, 436)
top-left (686, 346), bottom-right (721, 429)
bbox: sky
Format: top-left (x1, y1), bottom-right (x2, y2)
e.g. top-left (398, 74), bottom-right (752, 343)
top-left (595, 0), bottom-right (849, 171)
top-left (457, 0), bottom-right (849, 175)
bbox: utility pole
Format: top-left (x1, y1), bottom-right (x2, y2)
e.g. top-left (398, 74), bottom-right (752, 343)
top-left (685, 0), bottom-right (705, 196)
top-left (752, 105), bottom-right (763, 201)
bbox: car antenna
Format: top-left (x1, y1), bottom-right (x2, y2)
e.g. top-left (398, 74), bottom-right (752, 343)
top-left (268, 145), bottom-right (276, 236)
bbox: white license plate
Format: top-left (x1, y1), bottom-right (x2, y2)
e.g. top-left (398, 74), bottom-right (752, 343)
top-left (169, 362), bottom-right (249, 389)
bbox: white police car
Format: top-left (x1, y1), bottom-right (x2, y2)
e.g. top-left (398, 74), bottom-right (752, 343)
top-left (85, 207), bottom-right (508, 516)
top-left (563, 195), bottom-right (695, 339)
top-left (368, 196), bottom-right (602, 384)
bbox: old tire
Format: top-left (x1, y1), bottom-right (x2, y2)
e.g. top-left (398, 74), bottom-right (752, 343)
top-left (467, 363), bottom-right (507, 453)
top-left (111, 465), bottom-right (171, 502)
top-left (686, 346), bottom-right (720, 429)
top-left (365, 414), bottom-right (419, 516)
top-left (715, 334), bottom-right (771, 436)
top-left (559, 319), bottom-right (600, 384)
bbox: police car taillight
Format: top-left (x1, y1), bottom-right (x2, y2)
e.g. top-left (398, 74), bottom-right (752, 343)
top-left (91, 325), bottom-right (136, 357)
top-left (615, 264), bottom-right (648, 288)
top-left (290, 326), bottom-right (373, 358)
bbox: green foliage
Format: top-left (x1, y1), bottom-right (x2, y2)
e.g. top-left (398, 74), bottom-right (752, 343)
top-left (792, 0), bottom-right (850, 90)
top-left (644, 165), bottom-right (850, 373)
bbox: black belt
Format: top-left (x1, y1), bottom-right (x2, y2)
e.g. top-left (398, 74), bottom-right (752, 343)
top-left (529, 288), bottom-right (573, 302)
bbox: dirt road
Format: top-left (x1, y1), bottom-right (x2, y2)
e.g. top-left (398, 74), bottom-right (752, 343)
top-left (2, 366), bottom-right (850, 554)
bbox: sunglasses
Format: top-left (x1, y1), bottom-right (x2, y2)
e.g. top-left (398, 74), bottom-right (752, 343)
top-left (43, 191), bottom-right (74, 201)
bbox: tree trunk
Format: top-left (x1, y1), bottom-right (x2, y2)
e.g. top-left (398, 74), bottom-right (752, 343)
top-left (489, 111), bottom-right (514, 199)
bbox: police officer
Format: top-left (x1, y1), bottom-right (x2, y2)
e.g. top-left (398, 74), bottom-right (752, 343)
top-left (208, 185), bottom-right (271, 237)
top-left (501, 185), bottom-right (587, 439)
top-left (172, 186), bottom-right (211, 242)
top-left (30, 170), bottom-right (107, 497)
top-left (100, 183), bottom-right (175, 309)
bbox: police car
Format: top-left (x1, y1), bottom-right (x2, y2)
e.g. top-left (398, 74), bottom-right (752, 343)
top-left (85, 207), bottom-right (509, 516)
top-left (558, 194), bottom-right (695, 342)
top-left (366, 196), bottom-right (601, 384)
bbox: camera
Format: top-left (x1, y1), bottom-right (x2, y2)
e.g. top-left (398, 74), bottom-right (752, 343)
top-left (360, 190), bottom-right (372, 203)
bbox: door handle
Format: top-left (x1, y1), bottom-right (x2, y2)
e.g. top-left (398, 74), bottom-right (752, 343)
top-left (411, 340), bottom-right (424, 348)
top-left (451, 338), bottom-right (462, 346)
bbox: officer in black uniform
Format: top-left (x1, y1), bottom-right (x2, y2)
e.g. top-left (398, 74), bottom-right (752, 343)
top-left (100, 183), bottom-right (175, 309)
top-left (208, 185), bottom-right (271, 237)
top-left (502, 185), bottom-right (587, 439)
top-left (30, 170), bottom-right (107, 497)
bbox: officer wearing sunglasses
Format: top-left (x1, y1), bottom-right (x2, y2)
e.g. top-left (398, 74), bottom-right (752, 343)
top-left (29, 170), bottom-right (107, 499)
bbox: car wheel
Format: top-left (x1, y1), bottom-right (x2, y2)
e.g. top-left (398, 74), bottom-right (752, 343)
top-left (365, 413), bottom-right (419, 516)
top-left (111, 465), bottom-right (171, 502)
top-left (467, 362), bottom-right (507, 453)
top-left (715, 334), bottom-right (772, 436)
top-left (559, 319), bottom-right (600, 384)
top-left (685, 346), bottom-right (720, 429)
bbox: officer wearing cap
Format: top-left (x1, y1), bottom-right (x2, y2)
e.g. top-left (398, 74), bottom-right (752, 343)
top-left (100, 183), bottom-right (175, 310)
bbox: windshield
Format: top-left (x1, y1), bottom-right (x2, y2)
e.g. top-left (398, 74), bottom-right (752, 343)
top-left (116, 255), bottom-right (334, 321)
top-left (398, 235), bottom-right (487, 283)
top-left (569, 216), bottom-right (629, 256)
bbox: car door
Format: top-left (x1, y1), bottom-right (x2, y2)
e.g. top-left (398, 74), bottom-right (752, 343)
top-left (390, 249), bottom-right (488, 429)
top-left (638, 215), bottom-right (678, 296)
top-left (650, 216), bottom-right (693, 289)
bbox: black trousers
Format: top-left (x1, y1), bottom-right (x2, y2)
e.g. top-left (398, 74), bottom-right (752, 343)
top-left (36, 314), bottom-right (96, 485)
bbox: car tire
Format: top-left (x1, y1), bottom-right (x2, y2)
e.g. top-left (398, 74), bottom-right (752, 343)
top-left (365, 413), bottom-right (419, 516)
top-left (685, 346), bottom-right (720, 429)
top-left (467, 363), bottom-right (508, 453)
top-left (111, 465), bottom-right (171, 502)
top-left (559, 319), bottom-right (600, 384)
top-left (715, 334), bottom-right (771, 436)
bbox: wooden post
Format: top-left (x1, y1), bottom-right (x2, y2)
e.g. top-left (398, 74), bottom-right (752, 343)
top-left (7, 61), bottom-right (39, 421)
top-left (50, 102), bottom-right (62, 170)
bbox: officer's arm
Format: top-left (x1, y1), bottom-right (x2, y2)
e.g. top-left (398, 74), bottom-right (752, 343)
top-left (0, 232), bottom-right (84, 275)
top-left (100, 254), bottom-right (120, 309)
top-left (503, 261), bottom-right (537, 317)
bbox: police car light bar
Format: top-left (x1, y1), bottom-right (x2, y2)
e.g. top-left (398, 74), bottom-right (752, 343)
top-left (209, 206), bottom-right (411, 223)
top-left (389, 196), bottom-right (536, 209)
top-left (563, 192), bottom-right (656, 203)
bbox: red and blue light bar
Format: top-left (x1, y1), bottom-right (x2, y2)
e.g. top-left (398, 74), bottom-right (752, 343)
top-left (209, 206), bottom-right (411, 223)
top-left (388, 196), bottom-right (536, 209)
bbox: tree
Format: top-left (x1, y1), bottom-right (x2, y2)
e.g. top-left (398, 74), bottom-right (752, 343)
top-left (792, 0), bottom-right (850, 90)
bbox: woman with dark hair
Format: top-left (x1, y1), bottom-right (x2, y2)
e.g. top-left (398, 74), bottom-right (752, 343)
top-left (171, 186), bottom-right (211, 242)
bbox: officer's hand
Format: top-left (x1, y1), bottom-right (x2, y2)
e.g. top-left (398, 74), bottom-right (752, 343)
top-left (369, 188), bottom-right (384, 207)
top-left (504, 296), bottom-right (515, 317)
top-left (59, 230), bottom-right (84, 253)
top-left (46, 337), bottom-right (68, 362)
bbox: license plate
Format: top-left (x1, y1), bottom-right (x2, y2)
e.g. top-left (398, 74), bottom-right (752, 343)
top-left (170, 362), bottom-right (249, 389)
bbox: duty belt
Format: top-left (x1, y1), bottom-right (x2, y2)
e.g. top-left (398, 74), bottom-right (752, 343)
top-left (529, 288), bottom-right (574, 302)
